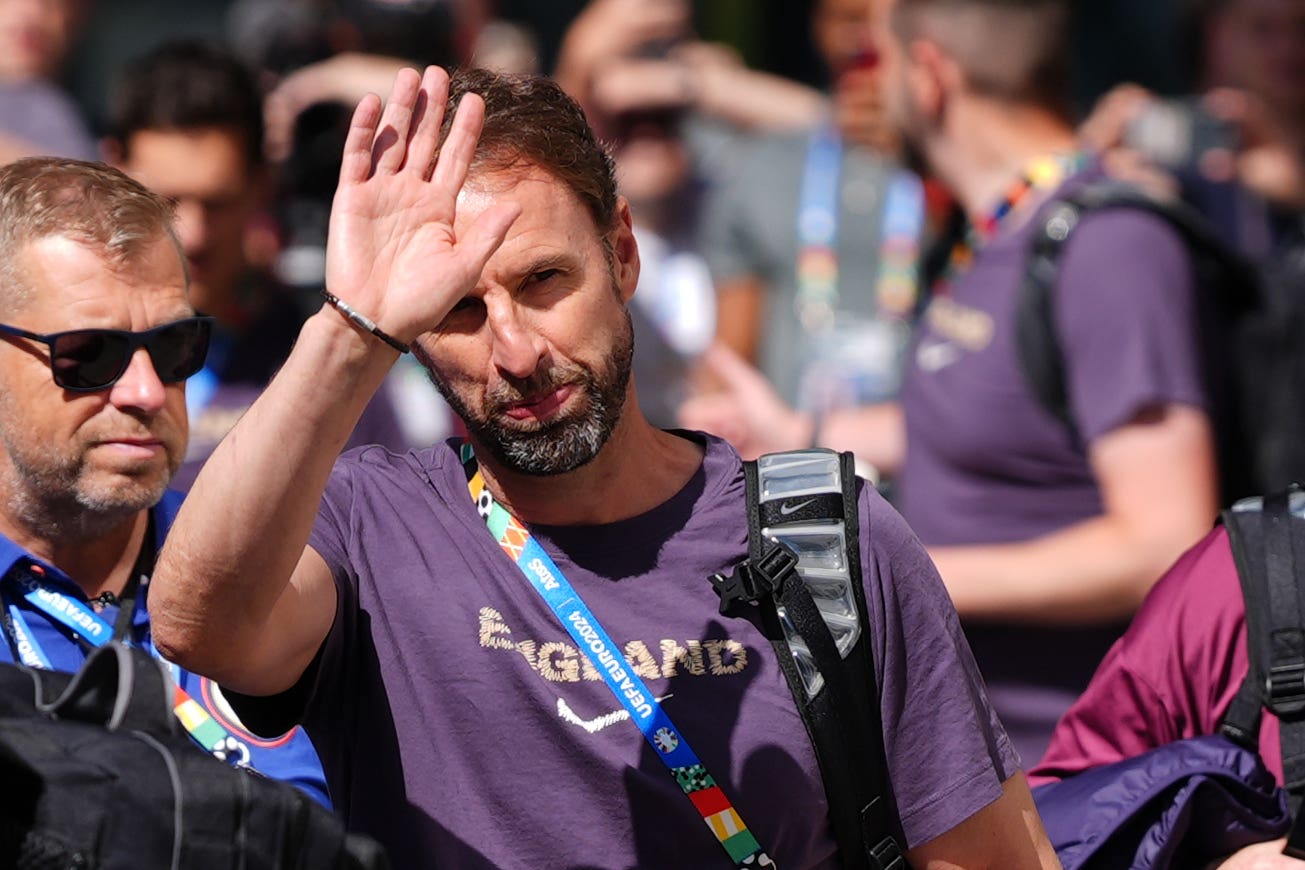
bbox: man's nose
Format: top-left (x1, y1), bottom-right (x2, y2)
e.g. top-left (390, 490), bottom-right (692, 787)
top-left (486, 297), bottom-right (547, 379)
top-left (108, 347), bottom-right (168, 413)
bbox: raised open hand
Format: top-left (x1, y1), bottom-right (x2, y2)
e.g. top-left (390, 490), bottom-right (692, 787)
top-left (324, 66), bottom-right (522, 349)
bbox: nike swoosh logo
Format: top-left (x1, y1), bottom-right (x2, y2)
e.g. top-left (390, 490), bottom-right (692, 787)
top-left (916, 339), bottom-right (961, 373)
top-left (556, 694), bottom-right (674, 734)
top-left (779, 498), bottom-right (816, 516)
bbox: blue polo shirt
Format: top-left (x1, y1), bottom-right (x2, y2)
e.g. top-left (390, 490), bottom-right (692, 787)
top-left (0, 489), bottom-right (329, 807)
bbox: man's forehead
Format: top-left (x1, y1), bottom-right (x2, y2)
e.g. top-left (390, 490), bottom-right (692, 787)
top-left (456, 165), bottom-right (574, 210)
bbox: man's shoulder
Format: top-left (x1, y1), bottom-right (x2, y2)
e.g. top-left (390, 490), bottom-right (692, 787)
top-left (1118, 525), bottom-right (1242, 665)
top-left (330, 440), bottom-right (453, 491)
top-left (1047, 176), bottom-right (1194, 270)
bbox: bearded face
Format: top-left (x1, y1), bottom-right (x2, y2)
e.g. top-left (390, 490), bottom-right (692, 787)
top-left (431, 306), bottom-right (634, 477)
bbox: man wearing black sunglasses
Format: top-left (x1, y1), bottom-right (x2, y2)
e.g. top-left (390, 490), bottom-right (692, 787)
top-left (0, 156), bottom-right (328, 805)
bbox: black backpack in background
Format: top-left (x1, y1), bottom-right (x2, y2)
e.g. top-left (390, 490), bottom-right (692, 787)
top-left (0, 642), bottom-right (389, 870)
top-left (1015, 182), bottom-right (1305, 505)
top-left (1221, 486), bottom-right (1305, 859)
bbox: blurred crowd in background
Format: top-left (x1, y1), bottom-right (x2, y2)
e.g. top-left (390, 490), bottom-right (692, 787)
top-left (3, 0), bottom-right (1305, 768)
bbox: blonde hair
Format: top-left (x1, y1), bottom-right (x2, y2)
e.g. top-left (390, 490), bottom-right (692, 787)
top-left (0, 157), bottom-right (184, 311)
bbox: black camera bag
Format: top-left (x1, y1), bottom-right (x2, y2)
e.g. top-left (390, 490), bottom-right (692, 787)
top-left (0, 642), bottom-right (389, 870)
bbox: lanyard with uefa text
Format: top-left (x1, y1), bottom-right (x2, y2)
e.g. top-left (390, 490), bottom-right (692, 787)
top-left (461, 443), bottom-right (776, 869)
top-left (0, 545), bottom-right (253, 768)
top-left (795, 123), bottom-right (925, 332)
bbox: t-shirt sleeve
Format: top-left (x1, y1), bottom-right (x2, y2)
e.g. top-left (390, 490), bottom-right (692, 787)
top-left (861, 485), bottom-right (1022, 848)
top-left (1030, 526), bottom-right (1244, 786)
top-left (1056, 208), bottom-right (1207, 443)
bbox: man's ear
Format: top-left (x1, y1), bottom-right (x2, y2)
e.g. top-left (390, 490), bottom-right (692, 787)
top-left (609, 196), bottom-right (640, 303)
top-left (905, 39), bottom-right (957, 125)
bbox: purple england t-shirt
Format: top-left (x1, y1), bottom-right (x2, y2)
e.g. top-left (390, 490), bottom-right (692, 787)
top-left (249, 434), bottom-right (1017, 868)
top-left (897, 168), bottom-right (1206, 764)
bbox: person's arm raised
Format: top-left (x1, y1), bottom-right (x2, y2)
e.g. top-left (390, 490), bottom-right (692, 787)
top-left (150, 67), bottom-right (520, 696)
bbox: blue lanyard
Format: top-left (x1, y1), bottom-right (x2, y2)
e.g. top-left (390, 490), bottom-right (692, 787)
top-left (5, 568), bottom-right (116, 663)
top-left (5, 601), bottom-right (52, 668)
top-left (795, 125), bottom-right (844, 330)
top-left (795, 125), bottom-right (924, 330)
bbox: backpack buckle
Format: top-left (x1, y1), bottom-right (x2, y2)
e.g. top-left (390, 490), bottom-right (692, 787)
top-left (868, 836), bottom-right (906, 870)
top-left (1266, 661), bottom-right (1305, 716)
top-left (709, 545), bottom-right (799, 615)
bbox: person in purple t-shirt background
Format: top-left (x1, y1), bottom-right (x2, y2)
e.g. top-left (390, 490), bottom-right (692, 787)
top-left (682, 0), bottom-right (1220, 767)
top-left (147, 64), bottom-right (1059, 868)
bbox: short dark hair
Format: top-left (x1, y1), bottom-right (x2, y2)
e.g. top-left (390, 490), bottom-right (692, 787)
top-left (441, 69), bottom-right (618, 233)
top-left (893, 0), bottom-right (1071, 114)
top-left (110, 40), bottom-right (266, 169)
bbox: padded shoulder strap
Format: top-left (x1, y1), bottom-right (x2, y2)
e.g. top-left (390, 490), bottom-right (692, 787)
top-left (731, 450), bottom-right (904, 869)
top-left (1014, 181), bottom-right (1257, 431)
top-left (1221, 488), bottom-right (1305, 856)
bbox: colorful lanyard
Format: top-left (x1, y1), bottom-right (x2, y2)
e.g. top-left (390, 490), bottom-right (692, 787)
top-left (933, 152), bottom-right (1089, 295)
top-left (461, 444), bottom-right (774, 868)
top-left (795, 124), bottom-right (925, 331)
top-left (0, 559), bottom-right (250, 768)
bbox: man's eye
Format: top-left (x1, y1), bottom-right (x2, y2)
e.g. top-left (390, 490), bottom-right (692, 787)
top-left (530, 269), bottom-right (561, 284)
top-left (449, 298), bottom-right (482, 314)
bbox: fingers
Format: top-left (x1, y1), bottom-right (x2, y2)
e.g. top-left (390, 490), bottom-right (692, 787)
top-left (699, 342), bottom-right (773, 399)
top-left (456, 199), bottom-right (522, 278)
top-left (372, 68), bottom-right (424, 174)
top-left (405, 66), bottom-right (451, 180)
top-left (338, 94), bottom-right (384, 187)
top-left (431, 91), bottom-right (487, 208)
top-left (1078, 83), bottom-right (1153, 151)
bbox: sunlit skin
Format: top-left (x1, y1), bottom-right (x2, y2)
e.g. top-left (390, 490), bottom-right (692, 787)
top-left (0, 234), bottom-right (191, 551)
top-left (118, 127), bottom-right (263, 323)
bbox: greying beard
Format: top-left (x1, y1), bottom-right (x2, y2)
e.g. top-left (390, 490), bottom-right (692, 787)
top-left (433, 310), bottom-right (635, 476)
top-left (0, 421), bottom-right (170, 541)
top-left (0, 461), bottom-right (161, 542)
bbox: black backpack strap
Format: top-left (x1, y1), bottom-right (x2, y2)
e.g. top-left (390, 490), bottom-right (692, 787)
top-left (712, 449), bottom-right (904, 869)
top-left (1016, 181), bottom-right (1267, 500)
top-left (1220, 487), bottom-right (1305, 858)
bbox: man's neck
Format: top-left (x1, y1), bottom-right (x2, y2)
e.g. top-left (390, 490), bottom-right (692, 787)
top-left (0, 506), bottom-right (150, 600)
top-left (928, 100), bottom-right (1080, 223)
top-left (473, 397), bottom-right (704, 527)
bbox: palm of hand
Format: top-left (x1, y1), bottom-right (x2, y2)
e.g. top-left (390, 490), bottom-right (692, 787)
top-left (321, 66), bottom-right (521, 347)
top-left (327, 188), bottom-right (460, 335)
